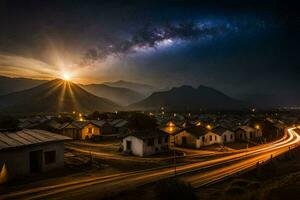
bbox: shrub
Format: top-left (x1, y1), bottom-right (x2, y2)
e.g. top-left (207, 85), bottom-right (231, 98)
top-left (225, 186), bottom-right (246, 196)
top-left (155, 178), bottom-right (197, 200)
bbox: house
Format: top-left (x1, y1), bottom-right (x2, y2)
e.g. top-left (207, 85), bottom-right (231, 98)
top-left (0, 129), bottom-right (70, 183)
top-left (175, 126), bottom-right (222, 149)
top-left (212, 126), bottom-right (235, 143)
top-left (59, 120), bottom-right (115, 140)
top-left (113, 120), bottom-right (129, 134)
top-left (60, 121), bottom-right (100, 140)
top-left (110, 119), bottom-right (129, 134)
top-left (91, 120), bottom-right (114, 135)
top-left (235, 125), bottom-right (262, 141)
top-left (122, 130), bottom-right (169, 157)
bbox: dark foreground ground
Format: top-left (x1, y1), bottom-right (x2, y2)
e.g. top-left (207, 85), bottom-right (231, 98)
top-left (106, 146), bottom-right (300, 200)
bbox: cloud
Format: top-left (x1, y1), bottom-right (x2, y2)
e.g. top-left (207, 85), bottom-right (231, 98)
top-left (0, 54), bottom-right (58, 79)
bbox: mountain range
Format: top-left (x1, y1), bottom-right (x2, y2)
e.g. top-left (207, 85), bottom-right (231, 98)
top-left (0, 76), bottom-right (298, 114)
top-left (130, 85), bottom-right (248, 111)
top-left (0, 79), bottom-right (119, 113)
top-left (104, 80), bottom-right (156, 96)
top-left (81, 84), bottom-right (145, 106)
top-left (0, 76), bottom-right (46, 95)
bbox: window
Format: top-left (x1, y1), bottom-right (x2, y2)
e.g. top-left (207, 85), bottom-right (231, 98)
top-left (230, 134), bottom-right (233, 139)
top-left (164, 137), bottom-right (168, 143)
top-left (215, 136), bottom-right (217, 141)
top-left (126, 141), bottom-right (131, 150)
top-left (147, 138), bottom-right (154, 146)
top-left (202, 136), bottom-right (205, 142)
top-left (88, 128), bottom-right (93, 134)
top-left (44, 151), bottom-right (56, 165)
top-left (210, 135), bottom-right (212, 141)
top-left (158, 136), bottom-right (162, 144)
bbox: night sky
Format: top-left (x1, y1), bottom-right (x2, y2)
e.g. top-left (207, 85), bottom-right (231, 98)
top-left (0, 0), bottom-right (299, 98)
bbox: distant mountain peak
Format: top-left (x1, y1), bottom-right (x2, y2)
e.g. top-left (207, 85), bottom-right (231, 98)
top-left (104, 80), bottom-right (156, 96)
top-left (130, 84), bottom-right (248, 111)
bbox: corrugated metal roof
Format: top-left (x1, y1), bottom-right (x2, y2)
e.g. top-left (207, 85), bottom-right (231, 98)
top-left (114, 120), bottom-right (128, 128)
top-left (0, 129), bottom-right (71, 151)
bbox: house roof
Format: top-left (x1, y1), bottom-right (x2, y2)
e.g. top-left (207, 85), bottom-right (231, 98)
top-left (180, 120), bottom-right (194, 128)
top-left (59, 120), bottom-right (111, 129)
top-left (184, 126), bottom-right (209, 137)
top-left (125, 129), bottom-right (168, 140)
top-left (91, 120), bottom-right (110, 127)
top-left (110, 119), bottom-right (123, 126)
top-left (213, 126), bottom-right (230, 136)
top-left (0, 129), bottom-right (71, 151)
top-left (114, 120), bottom-right (128, 128)
top-left (71, 121), bottom-right (91, 129)
top-left (237, 126), bottom-right (256, 132)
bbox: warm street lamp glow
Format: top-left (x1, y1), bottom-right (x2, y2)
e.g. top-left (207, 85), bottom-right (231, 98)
top-left (255, 124), bottom-right (260, 129)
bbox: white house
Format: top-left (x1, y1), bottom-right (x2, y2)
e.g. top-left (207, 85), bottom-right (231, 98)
top-left (122, 130), bottom-right (169, 157)
top-left (175, 126), bottom-right (222, 149)
top-left (0, 129), bottom-right (70, 183)
top-left (213, 126), bottom-right (235, 143)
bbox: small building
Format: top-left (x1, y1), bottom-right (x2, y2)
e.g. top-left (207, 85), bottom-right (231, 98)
top-left (175, 126), bottom-right (222, 149)
top-left (91, 120), bottom-right (114, 135)
top-left (212, 126), bottom-right (235, 143)
top-left (235, 125), bottom-right (262, 141)
top-left (110, 119), bottom-right (129, 134)
top-left (122, 130), bottom-right (169, 157)
top-left (60, 121), bottom-right (100, 140)
top-left (59, 120), bottom-right (115, 140)
top-left (0, 129), bottom-right (70, 183)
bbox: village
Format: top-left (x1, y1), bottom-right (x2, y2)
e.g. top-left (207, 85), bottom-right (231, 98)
top-left (1, 108), bottom-right (296, 189)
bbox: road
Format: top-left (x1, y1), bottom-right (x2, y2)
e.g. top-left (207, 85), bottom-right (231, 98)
top-left (1, 128), bottom-right (299, 200)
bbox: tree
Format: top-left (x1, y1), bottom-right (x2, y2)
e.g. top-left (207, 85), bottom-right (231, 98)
top-left (155, 178), bottom-right (197, 200)
top-left (0, 115), bottom-right (20, 131)
top-left (87, 111), bottom-right (108, 120)
top-left (128, 113), bottom-right (157, 130)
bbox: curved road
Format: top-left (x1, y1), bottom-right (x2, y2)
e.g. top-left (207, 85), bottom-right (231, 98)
top-left (1, 127), bottom-right (299, 200)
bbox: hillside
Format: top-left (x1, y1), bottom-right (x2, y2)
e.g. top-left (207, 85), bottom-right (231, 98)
top-left (104, 80), bottom-right (155, 96)
top-left (130, 85), bottom-right (247, 111)
top-left (0, 76), bottom-right (46, 95)
top-left (81, 84), bottom-right (145, 106)
top-left (0, 79), bottom-right (119, 114)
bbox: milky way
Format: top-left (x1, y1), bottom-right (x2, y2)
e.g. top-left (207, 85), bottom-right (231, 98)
top-left (82, 19), bottom-right (265, 65)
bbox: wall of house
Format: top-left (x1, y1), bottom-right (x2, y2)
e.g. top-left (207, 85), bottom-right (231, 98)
top-left (142, 136), bottom-right (169, 156)
top-left (203, 132), bottom-right (222, 146)
top-left (81, 124), bottom-right (100, 139)
top-left (235, 129), bottom-right (246, 141)
top-left (101, 125), bottom-right (114, 134)
top-left (223, 130), bottom-right (235, 143)
top-left (235, 129), bottom-right (261, 141)
top-left (62, 128), bottom-right (81, 139)
top-left (175, 130), bottom-right (198, 148)
top-left (123, 136), bottom-right (144, 157)
top-left (0, 142), bottom-right (65, 183)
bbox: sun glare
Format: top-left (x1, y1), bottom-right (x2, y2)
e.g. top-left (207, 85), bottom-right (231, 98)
top-left (62, 72), bottom-right (72, 81)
